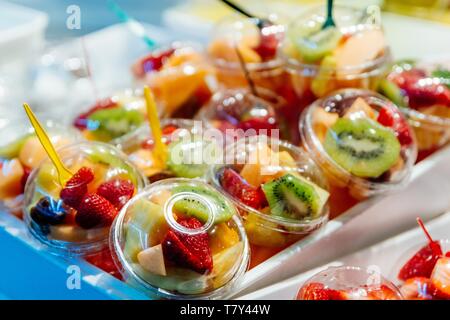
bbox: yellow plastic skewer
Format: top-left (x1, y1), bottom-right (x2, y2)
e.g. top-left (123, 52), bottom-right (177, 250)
top-left (143, 86), bottom-right (167, 167)
top-left (23, 103), bottom-right (72, 186)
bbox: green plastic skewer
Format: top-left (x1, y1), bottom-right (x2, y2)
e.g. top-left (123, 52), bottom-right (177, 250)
top-left (322, 0), bottom-right (336, 29)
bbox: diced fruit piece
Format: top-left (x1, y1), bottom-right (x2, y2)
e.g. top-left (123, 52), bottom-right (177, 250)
top-left (60, 167), bottom-right (95, 209)
top-left (400, 277), bottom-right (435, 300)
top-left (239, 144), bottom-right (280, 187)
top-left (132, 48), bottom-right (175, 78)
top-left (378, 79), bottom-right (406, 107)
top-left (211, 242), bottom-right (244, 288)
top-left (446, 252), bottom-right (450, 258)
top-left (398, 242), bottom-right (443, 281)
top-left (172, 184), bottom-right (235, 224)
top-left (85, 249), bottom-right (122, 279)
top-left (18, 137), bottom-right (47, 169)
top-left (298, 282), bottom-right (347, 300)
top-left (377, 106), bottom-right (413, 146)
top-left (367, 285), bottom-right (401, 300)
top-left (137, 244), bottom-right (167, 276)
top-left (208, 39), bottom-right (261, 63)
top-left (430, 257), bottom-right (450, 299)
top-left (252, 23), bottom-right (279, 61)
top-left (124, 199), bottom-right (168, 261)
top-left (312, 108), bottom-right (339, 142)
top-left (166, 137), bottom-right (211, 178)
top-left (30, 197), bottom-right (67, 226)
top-left (293, 27), bottom-right (342, 63)
top-left (324, 118), bottom-right (401, 178)
top-left (20, 166), bottom-right (31, 193)
top-left (220, 168), bottom-right (267, 209)
top-left (0, 134), bottom-right (31, 159)
top-left (97, 179), bottom-right (134, 210)
top-left (262, 173), bottom-right (328, 220)
top-left (73, 98), bottom-right (117, 130)
top-left (334, 29), bottom-right (385, 73)
top-left (209, 223), bottom-right (240, 253)
top-left (162, 217), bottom-right (213, 274)
top-left (311, 55), bottom-right (338, 97)
top-left (344, 97), bottom-right (376, 120)
top-left (432, 69), bottom-right (450, 89)
top-left (237, 116), bottom-right (278, 134)
top-left (0, 159), bottom-right (24, 199)
top-left (75, 193), bottom-right (118, 229)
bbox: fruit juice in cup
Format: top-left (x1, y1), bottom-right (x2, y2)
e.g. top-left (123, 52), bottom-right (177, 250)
top-left (393, 218), bottom-right (450, 300)
top-left (23, 142), bottom-right (146, 256)
top-left (196, 88), bottom-right (283, 142)
top-left (110, 178), bottom-right (249, 299)
top-left (296, 266), bottom-right (402, 300)
top-left (73, 89), bottom-right (148, 143)
top-left (209, 135), bottom-right (330, 267)
top-left (378, 59), bottom-right (450, 161)
top-left (132, 41), bottom-right (213, 119)
top-left (282, 5), bottom-right (391, 140)
top-left (0, 119), bottom-right (82, 217)
top-left (114, 119), bottom-right (221, 183)
top-left (300, 89), bottom-right (417, 218)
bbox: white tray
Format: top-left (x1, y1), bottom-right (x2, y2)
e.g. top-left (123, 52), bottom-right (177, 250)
top-left (238, 211), bottom-right (450, 300)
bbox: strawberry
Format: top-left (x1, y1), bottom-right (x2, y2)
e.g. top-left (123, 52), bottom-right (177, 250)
top-left (20, 166), bottom-right (32, 193)
top-left (398, 218), bottom-right (443, 281)
top-left (133, 48), bottom-right (175, 78)
top-left (446, 252), bottom-right (450, 258)
top-left (377, 106), bottom-right (413, 146)
top-left (367, 284), bottom-right (401, 300)
top-left (400, 277), bottom-right (435, 300)
top-left (60, 167), bottom-right (94, 209)
top-left (252, 22), bottom-right (280, 61)
top-left (161, 124), bottom-right (179, 136)
top-left (85, 249), bottom-right (122, 280)
top-left (298, 282), bottom-right (347, 300)
top-left (73, 98), bottom-right (117, 129)
top-left (220, 168), bottom-right (267, 209)
top-left (237, 116), bottom-right (278, 136)
top-left (162, 217), bottom-right (212, 274)
top-left (75, 193), bottom-right (118, 229)
top-left (97, 179), bottom-right (134, 210)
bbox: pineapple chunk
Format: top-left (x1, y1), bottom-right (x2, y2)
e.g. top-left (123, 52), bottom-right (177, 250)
top-left (344, 97), bottom-right (376, 120)
top-left (137, 244), bottom-right (167, 276)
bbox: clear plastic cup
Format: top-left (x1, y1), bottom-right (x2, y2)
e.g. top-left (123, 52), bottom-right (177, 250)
top-left (378, 59), bottom-right (450, 161)
top-left (209, 135), bottom-right (329, 249)
top-left (196, 88), bottom-right (284, 142)
top-left (299, 89), bottom-right (417, 218)
top-left (114, 118), bottom-right (221, 183)
top-left (132, 41), bottom-right (213, 118)
top-left (23, 142), bottom-right (146, 256)
top-left (110, 178), bottom-right (249, 299)
top-left (296, 266), bottom-right (403, 300)
top-left (392, 239), bottom-right (450, 300)
top-left (282, 5), bottom-right (391, 140)
top-left (0, 118), bottom-right (82, 217)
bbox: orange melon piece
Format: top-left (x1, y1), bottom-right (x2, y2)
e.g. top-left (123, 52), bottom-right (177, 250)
top-left (137, 244), bottom-right (167, 276)
top-left (0, 159), bottom-right (24, 199)
top-left (207, 39), bottom-right (261, 63)
top-left (313, 108), bottom-right (339, 142)
top-left (239, 144), bottom-right (274, 187)
top-left (209, 223), bottom-right (240, 254)
top-left (344, 97), bottom-right (376, 120)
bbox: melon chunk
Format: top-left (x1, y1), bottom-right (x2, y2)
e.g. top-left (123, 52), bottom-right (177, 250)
top-left (344, 97), bottom-right (376, 120)
top-left (137, 244), bottom-right (167, 276)
top-left (0, 159), bottom-right (24, 199)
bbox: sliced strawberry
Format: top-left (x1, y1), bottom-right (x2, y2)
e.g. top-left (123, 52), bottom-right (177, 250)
top-left (20, 166), bottom-right (32, 193)
top-left (132, 48), bottom-right (175, 78)
top-left (75, 193), bottom-right (118, 229)
top-left (297, 282), bottom-right (347, 300)
top-left (367, 284), bottom-right (401, 300)
top-left (377, 106), bottom-right (413, 146)
top-left (220, 167), bottom-right (267, 209)
top-left (400, 277), bottom-right (435, 300)
top-left (162, 217), bottom-right (212, 274)
top-left (237, 116), bottom-right (278, 136)
top-left (161, 124), bottom-right (180, 136)
top-left (85, 249), bottom-right (122, 280)
top-left (73, 98), bottom-right (117, 129)
top-left (60, 167), bottom-right (94, 209)
top-left (97, 179), bottom-right (134, 210)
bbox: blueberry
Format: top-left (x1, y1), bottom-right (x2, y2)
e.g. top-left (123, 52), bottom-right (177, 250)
top-left (30, 197), bottom-right (67, 226)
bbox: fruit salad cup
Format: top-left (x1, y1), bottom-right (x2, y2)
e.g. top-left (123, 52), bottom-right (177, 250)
top-left (110, 178), bottom-right (249, 299)
top-left (23, 142), bottom-right (146, 255)
top-left (283, 5), bottom-right (391, 140)
top-left (114, 119), bottom-right (221, 183)
top-left (300, 89), bottom-right (417, 218)
top-left (378, 59), bottom-right (450, 161)
top-left (296, 266), bottom-right (403, 300)
top-left (132, 41), bottom-right (213, 118)
top-left (209, 135), bottom-right (330, 266)
top-left (196, 88), bottom-right (283, 143)
top-left (73, 89), bottom-right (148, 143)
top-left (0, 119), bottom-right (82, 217)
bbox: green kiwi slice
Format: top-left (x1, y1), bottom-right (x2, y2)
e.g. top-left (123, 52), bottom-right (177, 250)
top-left (324, 118), bottom-right (401, 178)
top-left (291, 26), bottom-right (342, 63)
top-left (172, 184), bottom-right (235, 224)
top-left (262, 174), bottom-right (328, 220)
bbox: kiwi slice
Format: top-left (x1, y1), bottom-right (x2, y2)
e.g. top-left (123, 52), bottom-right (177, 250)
top-left (292, 27), bottom-right (342, 63)
top-left (432, 69), bottom-right (450, 88)
top-left (0, 134), bottom-right (31, 159)
top-left (324, 118), bottom-right (401, 178)
top-left (378, 79), bottom-right (406, 107)
top-left (172, 184), bottom-right (234, 224)
top-left (88, 107), bottom-right (144, 141)
top-left (262, 174), bottom-right (328, 220)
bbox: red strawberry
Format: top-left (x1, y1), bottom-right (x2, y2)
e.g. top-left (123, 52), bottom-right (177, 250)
top-left (237, 116), bottom-right (278, 136)
top-left (60, 167), bottom-right (94, 209)
top-left (97, 179), bottom-right (134, 210)
top-left (20, 166), bottom-right (32, 193)
top-left (75, 193), bottom-right (118, 229)
top-left (73, 98), bottom-right (117, 129)
top-left (220, 168), bottom-right (267, 209)
top-left (446, 252), bottom-right (450, 258)
top-left (398, 218), bottom-right (443, 281)
top-left (85, 249), bottom-right (122, 280)
top-left (377, 106), bottom-right (413, 146)
top-left (252, 22), bottom-right (280, 61)
top-left (132, 48), bottom-right (175, 78)
top-left (297, 283), bottom-right (346, 300)
top-left (162, 217), bottom-right (212, 274)
top-left (161, 124), bottom-right (179, 136)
